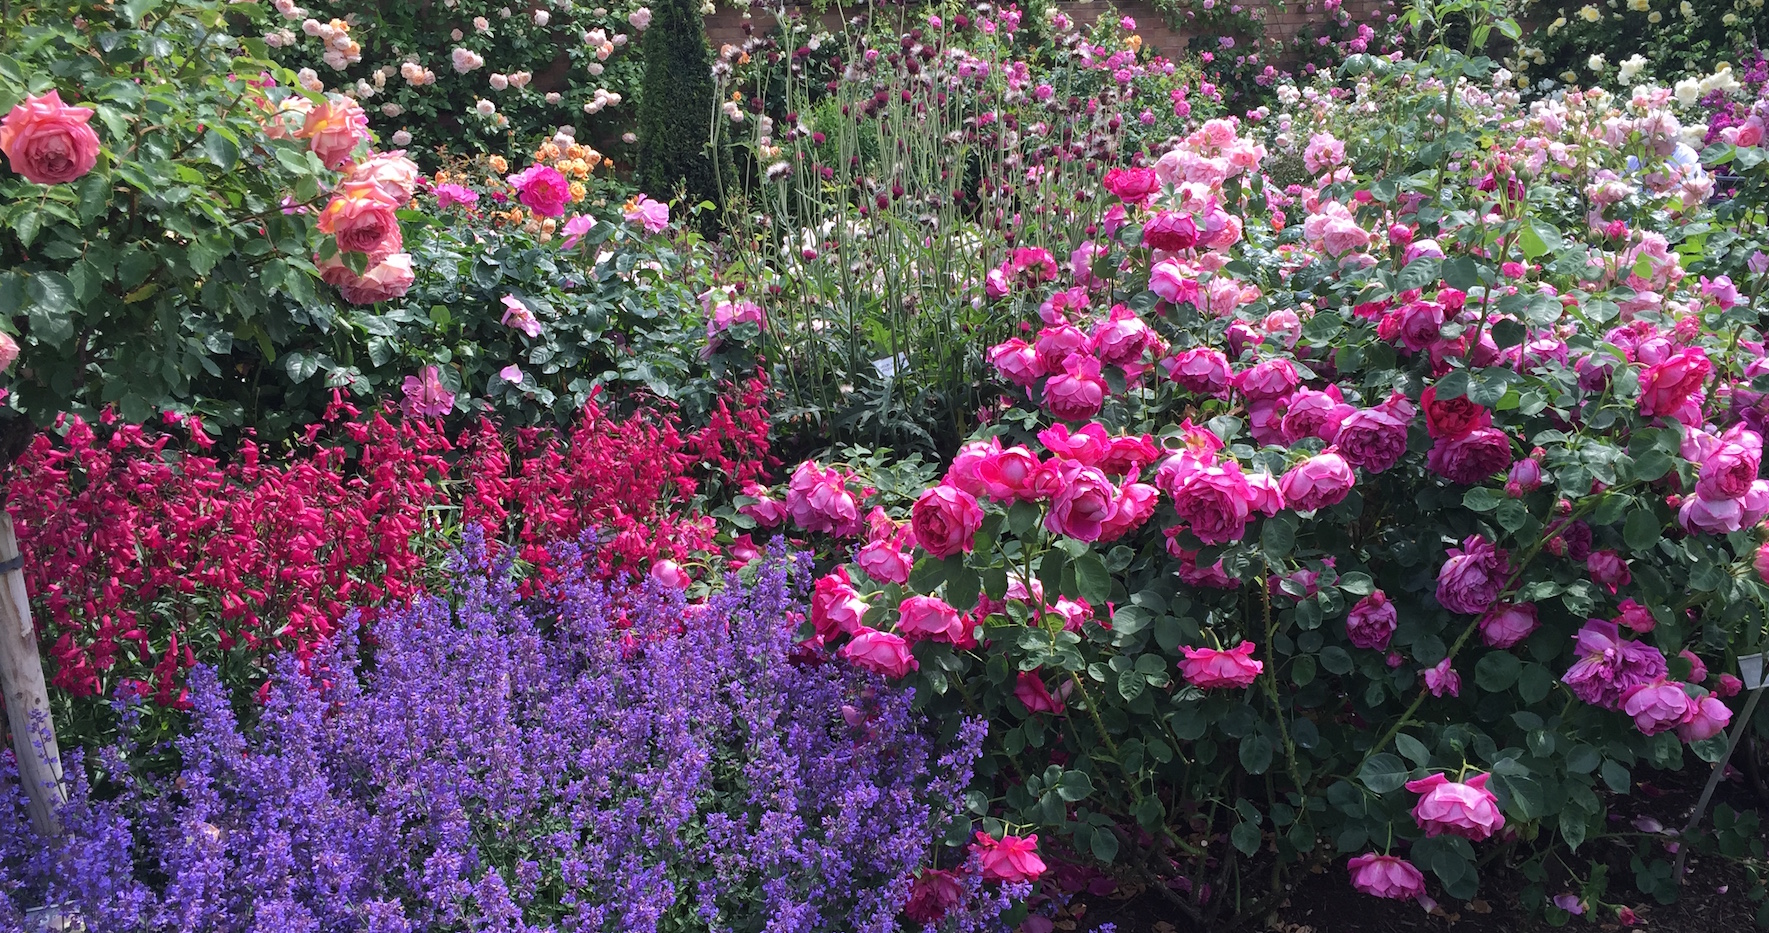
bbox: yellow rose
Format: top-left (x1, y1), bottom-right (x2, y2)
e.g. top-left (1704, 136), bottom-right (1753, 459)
top-left (487, 154), bottom-right (508, 173)
top-left (1648, 10), bottom-right (1661, 19)
top-left (1578, 4), bottom-right (1601, 20)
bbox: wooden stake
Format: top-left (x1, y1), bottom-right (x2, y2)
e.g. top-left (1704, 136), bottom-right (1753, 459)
top-left (0, 511), bottom-right (65, 838)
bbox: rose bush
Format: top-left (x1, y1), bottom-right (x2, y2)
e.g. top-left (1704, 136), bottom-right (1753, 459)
top-left (763, 44), bottom-right (1769, 926)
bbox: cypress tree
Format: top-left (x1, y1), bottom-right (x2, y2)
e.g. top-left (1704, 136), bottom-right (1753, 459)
top-left (635, 0), bottom-right (721, 217)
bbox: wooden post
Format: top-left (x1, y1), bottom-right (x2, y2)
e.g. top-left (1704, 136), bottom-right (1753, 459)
top-left (0, 512), bottom-right (65, 838)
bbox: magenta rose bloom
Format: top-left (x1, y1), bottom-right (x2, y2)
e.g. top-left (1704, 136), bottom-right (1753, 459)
top-left (1563, 619), bottom-right (1669, 709)
top-left (1479, 602), bottom-right (1540, 648)
top-left (1171, 462), bottom-right (1257, 545)
top-left (1281, 387), bottom-right (1354, 443)
top-left (1406, 772), bottom-right (1505, 841)
top-left (1676, 695), bottom-right (1733, 742)
top-left (1423, 657), bottom-right (1461, 697)
top-left (1233, 358), bottom-right (1301, 401)
top-left (1347, 854), bottom-right (1427, 901)
top-left (1426, 427), bottom-right (1514, 485)
top-left (1587, 549), bottom-right (1631, 592)
top-left (946, 439), bottom-right (1002, 498)
top-left (970, 833), bottom-right (1046, 883)
top-left (1337, 404), bottom-right (1412, 474)
top-left (1178, 641), bottom-right (1263, 689)
top-left (1092, 305), bottom-right (1159, 369)
top-left (1039, 422), bottom-right (1111, 465)
top-left (1099, 481), bottom-right (1159, 542)
top-left (1697, 425), bottom-right (1763, 500)
top-left (1167, 347), bottom-right (1232, 394)
top-left (1421, 386), bottom-right (1492, 439)
top-left (1345, 590), bottom-right (1398, 650)
top-left (1638, 347), bottom-right (1711, 418)
top-left (1435, 534), bottom-right (1509, 614)
top-left (1279, 451), bottom-right (1356, 512)
top-left (987, 337), bottom-right (1045, 388)
top-left (1392, 298), bottom-right (1446, 351)
top-left (1620, 680), bottom-right (1695, 736)
top-left (903, 869), bottom-right (965, 924)
top-left (911, 483), bottom-right (984, 559)
top-left (0, 90), bottom-right (101, 185)
top-left (975, 445), bottom-right (1047, 502)
top-left (506, 163), bottom-right (571, 217)
top-left (811, 570), bottom-right (870, 640)
top-left (786, 461), bottom-right (861, 537)
top-left (400, 364), bottom-right (455, 418)
top-left (1103, 165), bottom-right (1159, 203)
top-left (840, 627), bottom-right (917, 678)
top-left (1033, 324), bottom-right (1090, 372)
top-left (1044, 353), bottom-right (1107, 421)
top-left (897, 595), bottom-right (968, 644)
top-left (855, 540), bottom-right (912, 585)
top-left (1099, 433), bottom-right (1162, 475)
top-left (1015, 670), bottom-right (1067, 715)
top-left (1142, 211), bottom-right (1200, 251)
top-left (1045, 465), bottom-right (1119, 542)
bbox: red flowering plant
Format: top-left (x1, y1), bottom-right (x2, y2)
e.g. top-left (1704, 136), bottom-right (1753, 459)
top-left (763, 50), bottom-right (1769, 927)
top-left (13, 374), bottom-right (773, 743)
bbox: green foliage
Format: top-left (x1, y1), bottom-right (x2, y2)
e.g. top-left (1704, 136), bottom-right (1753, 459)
top-left (1511, 0), bottom-right (1763, 85)
top-left (634, 0), bottom-right (721, 214)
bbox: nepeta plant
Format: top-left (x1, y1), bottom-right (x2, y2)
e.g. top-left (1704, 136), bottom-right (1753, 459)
top-left (1, 539), bottom-right (988, 932)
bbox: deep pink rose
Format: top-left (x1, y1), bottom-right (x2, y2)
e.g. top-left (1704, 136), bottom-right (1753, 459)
top-left (400, 364), bottom-right (454, 419)
top-left (1178, 641), bottom-right (1263, 688)
top-left (738, 482), bottom-right (787, 527)
top-left (1614, 599), bottom-right (1655, 634)
top-left (1279, 451), bottom-right (1355, 512)
top-left (1564, 619), bottom-right (1668, 709)
top-left (1506, 458), bottom-right (1543, 496)
top-left (1479, 602), bottom-right (1539, 648)
top-left (1337, 404), bottom-right (1412, 474)
top-left (856, 540), bottom-right (913, 585)
top-left (1435, 534), bottom-right (1509, 614)
top-left (1039, 422), bottom-right (1111, 465)
top-left (1406, 772), bottom-right (1505, 841)
top-left (1103, 165), bottom-right (1159, 203)
top-left (1015, 671), bottom-right (1067, 715)
top-left (1392, 299), bottom-right (1445, 351)
top-left (1149, 260), bottom-right (1200, 305)
top-left (507, 164), bottom-right (571, 218)
top-left (1681, 649), bottom-right (1708, 684)
top-left (911, 484), bottom-right (984, 558)
top-left (903, 870), bottom-right (965, 924)
top-left (786, 461), bottom-right (861, 537)
top-left (1045, 465), bottom-right (1119, 542)
top-left (1044, 354), bottom-right (1107, 421)
top-left (812, 571), bottom-right (870, 639)
top-left (1587, 549), bottom-right (1631, 592)
top-left (1246, 469), bottom-right (1285, 517)
top-left (1099, 481), bottom-right (1159, 541)
top-left (971, 833), bottom-right (1046, 883)
top-left (1423, 657), bottom-right (1461, 697)
top-left (0, 90), bottom-right (100, 185)
top-left (1347, 854), bottom-right (1426, 901)
top-left (1166, 347), bottom-right (1232, 394)
top-left (1679, 482), bottom-right (1769, 534)
top-left (946, 439), bottom-right (1002, 498)
top-left (1099, 434), bottom-right (1161, 475)
top-left (1420, 386), bottom-right (1491, 440)
top-left (841, 627), bottom-right (917, 678)
top-left (1033, 324), bottom-right (1090, 372)
top-left (976, 446), bottom-right (1048, 502)
top-left (1092, 305), bottom-right (1159, 368)
top-left (897, 594), bottom-right (969, 644)
top-left (1281, 387), bottom-right (1353, 443)
top-left (1233, 358), bottom-right (1301, 400)
top-left (1170, 462), bottom-right (1257, 545)
top-left (988, 338), bottom-right (1045, 387)
top-left (1426, 427), bottom-right (1514, 485)
top-left (1638, 347), bottom-right (1711, 418)
top-left (1676, 695), bottom-right (1733, 742)
top-left (1696, 425), bottom-right (1762, 500)
top-left (1345, 590), bottom-right (1397, 650)
top-left (1142, 211), bottom-right (1199, 251)
top-left (1620, 680), bottom-right (1695, 736)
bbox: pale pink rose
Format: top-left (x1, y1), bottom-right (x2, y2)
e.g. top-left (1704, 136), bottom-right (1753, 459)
top-left (1347, 854), bottom-right (1426, 901)
top-left (897, 595), bottom-right (968, 644)
top-left (1178, 641), bottom-right (1263, 688)
top-left (1406, 772), bottom-right (1505, 841)
top-left (841, 627), bottom-right (917, 678)
top-left (501, 295), bottom-right (542, 338)
top-left (1479, 602), bottom-right (1539, 648)
top-left (622, 193), bottom-right (670, 233)
top-left (336, 252), bottom-right (414, 305)
top-left (1676, 695), bottom-right (1732, 742)
top-left (560, 213), bottom-right (595, 249)
top-left (298, 95), bottom-right (370, 169)
top-left (0, 332), bottom-right (18, 373)
top-left (0, 90), bottom-right (101, 185)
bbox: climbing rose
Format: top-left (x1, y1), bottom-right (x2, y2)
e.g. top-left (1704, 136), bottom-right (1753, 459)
top-left (1336, 398), bottom-right (1413, 473)
top-left (1178, 641), bottom-right (1263, 688)
top-left (1563, 619), bottom-right (1668, 709)
top-left (1044, 465), bottom-right (1119, 542)
top-left (0, 90), bottom-right (100, 185)
top-left (1423, 657), bottom-right (1461, 697)
top-left (297, 95), bottom-right (370, 169)
top-left (1426, 427), bottom-right (1513, 485)
top-left (317, 180), bottom-right (402, 256)
top-left (1347, 854), bottom-right (1426, 901)
top-left (1405, 772), bottom-right (1505, 841)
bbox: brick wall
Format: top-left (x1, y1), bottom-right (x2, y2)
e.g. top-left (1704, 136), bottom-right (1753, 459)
top-left (705, 0), bottom-right (1391, 62)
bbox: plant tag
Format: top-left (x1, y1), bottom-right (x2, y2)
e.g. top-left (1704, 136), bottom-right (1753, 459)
top-left (1740, 653), bottom-right (1767, 691)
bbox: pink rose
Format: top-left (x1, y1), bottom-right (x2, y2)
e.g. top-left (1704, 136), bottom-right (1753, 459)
top-left (1620, 680), bottom-right (1695, 736)
top-left (1423, 657), bottom-right (1461, 697)
top-left (434, 183), bottom-right (480, 209)
top-left (1563, 619), bottom-right (1668, 709)
top-left (298, 95), bottom-right (370, 169)
top-left (1099, 434), bottom-right (1161, 475)
top-left (1149, 260), bottom-right (1199, 305)
top-left (903, 870), bottom-right (965, 925)
top-left (622, 194), bottom-right (670, 233)
top-left (1680, 649), bottom-right (1708, 684)
top-left (1479, 602), bottom-right (1540, 648)
top-left (1281, 387), bottom-right (1353, 443)
top-left (897, 595), bottom-right (969, 644)
top-left (1426, 427), bottom-right (1514, 485)
top-left (1034, 324), bottom-right (1089, 371)
top-left (1142, 211), bottom-right (1199, 251)
top-left (1638, 347), bottom-right (1711, 418)
top-left (1092, 305), bottom-right (1159, 368)
top-left (1676, 695), bottom-right (1733, 742)
top-left (946, 439), bottom-right (1002, 498)
top-left (507, 164), bottom-right (571, 218)
top-left (1170, 461), bottom-right (1257, 545)
top-left (841, 627), bottom-right (918, 678)
top-left (1436, 534), bottom-right (1509, 614)
top-left (1103, 165), bottom-right (1159, 203)
top-left (1099, 481), bottom-right (1159, 541)
top-left (1587, 550), bottom-right (1630, 592)
top-left (1347, 854), bottom-right (1426, 901)
top-left (1697, 425), bottom-right (1762, 500)
top-left (1506, 458), bottom-right (1543, 497)
top-left (649, 560), bottom-right (690, 589)
top-left (1336, 402), bottom-right (1412, 474)
top-left (1233, 358), bottom-right (1301, 400)
top-left (0, 332), bottom-right (17, 374)
top-left (1045, 465), bottom-right (1119, 542)
top-left (1421, 386), bottom-right (1491, 440)
top-left (1406, 772), bottom-right (1504, 841)
top-left (1345, 590), bottom-right (1397, 650)
top-left (1044, 354), bottom-right (1107, 421)
top-left (1015, 671), bottom-right (1067, 715)
top-left (401, 364), bottom-right (454, 418)
top-left (1718, 673), bottom-right (1744, 698)
top-left (988, 338), bottom-right (1045, 387)
top-left (333, 252), bottom-right (415, 305)
top-left (856, 540), bottom-right (913, 584)
top-left (1614, 599), bottom-right (1655, 634)
top-left (970, 833), bottom-right (1046, 883)
top-left (786, 461), bottom-right (861, 537)
top-left (1247, 469), bottom-right (1285, 517)
top-left (1279, 451), bottom-right (1355, 512)
top-left (1391, 299), bottom-right (1445, 351)
top-left (346, 150), bottom-right (421, 205)
top-left (1166, 347), bottom-right (1233, 395)
top-left (0, 90), bottom-right (100, 185)
top-left (1178, 641), bottom-right (1263, 688)
top-left (318, 180), bottom-right (403, 257)
top-left (501, 295), bottom-right (543, 338)
top-left (812, 571), bottom-right (870, 639)
top-left (1679, 482), bottom-right (1769, 534)
top-left (911, 484), bottom-right (984, 558)
top-left (737, 482), bottom-right (787, 527)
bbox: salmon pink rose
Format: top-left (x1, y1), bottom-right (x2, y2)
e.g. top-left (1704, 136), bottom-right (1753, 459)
top-left (346, 150), bottom-right (421, 205)
top-left (1406, 772), bottom-right (1505, 841)
top-left (336, 252), bottom-right (414, 305)
top-left (970, 833), bottom-right (1046, 883)
top-left (297, 95), bottom-right (370, 169)
top-left (1638, 347), bottom-right (1711, 418)
top-left (841, 627), bottom-right (917, 678)
top-left (1178, 641), bottom-right (1263, 688)
top-left (318, 180), bottom-right (403, 256)
top-left (0, 90), bottom-right (101, 185)
top-left (1347, 854), bottom-right (1426, 901)
top-left (911, 483), bottom-right (984, 558)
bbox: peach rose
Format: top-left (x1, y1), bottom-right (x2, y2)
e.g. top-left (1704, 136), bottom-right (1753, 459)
top-left (0, 90), bottom-right (101, 185)
top-left (317, 180), bottom-right (402, 257)
top-left (345, 150), bottom-right (420, 205)
top-left (297, 95), bottom-right (369, 169)
top-left (336, 252), bottom-right (414, 305)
